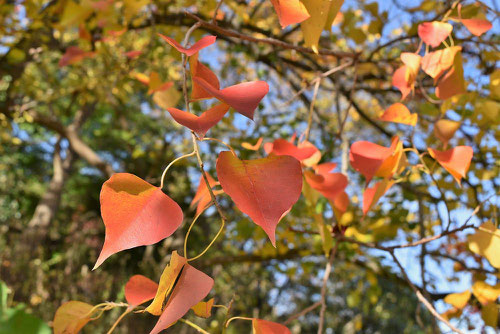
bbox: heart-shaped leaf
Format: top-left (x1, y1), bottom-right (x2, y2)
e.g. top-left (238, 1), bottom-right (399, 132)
top-left (379, 103), bottom-right (417, 126)
top-left (459, 4), bottom-right (492, 36)
top-left (418, 21), bottom-right (453, 48)
top-left (472, 281), bottom-right (500, 305)
top-left (166, 103), bottom-right (230, 138)
top-left (428, 146), bottom-right (473, 185)
top-left (436, 51), bottom-right (466, 100)
top-left (304, 163), bottom-right (348, 202)
top-left (216, 152), bottom-right (303, 245)
top-left (193, 77), bottom-right (269, 120)
top-left (467, 221), bottom-right (500, 269)
top-left (94, 173), bottom-right (183, 269)
top-left (269, 139), bottom-right (317, 162)
top-left (53, 301), bottom-right (94, 334)
top-left (125, 275), bottom-right (159, 307)
top-left (300, 0), bottom-right (344, 52)
top-left (421, 46), bottom-right (461, 80)
top-left (270, 0), bottom-right (310, 28)
top-left (150, 264), bottom-right (214, 334)
top-left (363, 179), bottom-right (394, 216)
top-left (444, 290), bottom-right (471, 309)
top-left (392, 65), bottom-right (412, 100)
top-left (252, 318), bottom-right (291, 334)
top-left (434, 119), bottom-right (460, 148)
top-left (158, 34), bottom-right (216, 56)
top-left (189, 52), bottom-right (220, 100)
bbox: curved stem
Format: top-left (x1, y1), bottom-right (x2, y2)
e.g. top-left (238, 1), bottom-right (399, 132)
top-left (160, 151), bottom-right (195, 189)
top-left (225, 316), bottom-right (254, 328)
top-left (179, 318), bottom-right (210, 334)
top-left (201, 137), bottom-right (236, 155)
top-left (188, 217), bottom-right (225, 261)
top-left (183, 208), bottom-right (207, 257)
top-left (106, 307), bottom-right (132, 334)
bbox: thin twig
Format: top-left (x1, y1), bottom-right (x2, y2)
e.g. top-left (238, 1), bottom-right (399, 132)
top-left (304, 78), bottom-right (320, 142)
top-left (317, 243), bottom-right (338, 334)
top-left (284, 301), bottom-right (321, 325)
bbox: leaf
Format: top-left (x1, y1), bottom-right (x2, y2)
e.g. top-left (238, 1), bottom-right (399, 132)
top-left (428, 146), bottom-right (473, 185)
top-left (481, 302), bottom-right (498, 328)
top-left (379, 103), bottom-right (418, 126)
top-left (94, 173), bottom-right (183, 269)
top-left (58, 0), bottom-right (93, 28)
top-left (53, 301), bottom-right (94, 334)
top-left (158, 34), bottom-right (217, 56)
top-left (242, 137), bottom-right (263, 151)
top-left (145, 251), bottom-right (187, 315)
top-left (436, 51), bottom-right (466, 100)
top-left (392, 65), bottom-right (412, 100)
top-left (433, 119), bottom-right (460, 148)
top-left (189, 52), bottom-right (220, 100)
top-left (304, 163), bottom-right (348, 202)
top-left (362, 179), bottom-right (394, 216)
top-left (58, 46), bottom-right (95, 67)
top-left (150, 264), bottom-right (214, 334)
top-left (459, 4), bottom-right (492, 36)
top-left (147, 72), bottom-right (174, 94)
top-left (193, 77), bottom-right (269, 120)
top-left (153, 85), bottom-right (181, 110)
top-left (421, 46), bottom-right (461, 80)
top-left (124, 50), bottom-right (142, 59)
top-left (124, 275), bottom-right (159, 307)
top-left (472, 281), bottom-right (500, 305)
top-left (123, 0), bottom-right (149, 21)
top-left (216, 152), bottom-right (303, 245)
top-left (299, 141), bottom-right (322, 167)
top-left (300, 0), bottom-right (344, 52)
top-left (417, 21), bottom-right (453, 48)
top-left (190, 174), bottom-right (219, 215)
top-left (401, 52), bottom-right (421, 83)
top-left (269, 139), bottom-right (317, 162)
top-left (252, 318), bottom-right (291, 334)
top-left (166, 103), bottom-right (230, 138)
top-left (467, 221), bottom-right (500, 269)
top-left (332, 191), bottom-right (349, 222)
top-left (444, 290), bottom-right (471, 309)
top-left (191, 298), bottom-right (214, 318)
top-left (270, 0), bottom-right (310, 28)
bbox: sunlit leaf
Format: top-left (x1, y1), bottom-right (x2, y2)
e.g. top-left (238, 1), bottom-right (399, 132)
top-left (421, 46), bottom-right (461, 80)
top-left (252, 318), bottom-right (291, 334)
top-left (467, 221), bottom-right (500, 269)
top-left (304, 163), bottom-right (348, 202)
top-left (472, 280), bottom-right (500, 305)
top-left (94, 173), bottom-right (183, 269)
top-left (459, 4), bottom-right (492, 36)
top-left (433, 119), bottom-right (460, 148)
top-left (158, 34), bottom-right (217, 56)
top-left (190, 174), bottom-right (219, 215)
top-left (362, 179), bottom-right (394, 216)
top-left (418, 21), bottom-right (453, 48)
top-left (270, 0), bottom-right (310, 28)
top-left (379, 103), bottom-right (417, 126)
top-left (300, 0), bottom-right (344, 52)
top-left (125, 275), bottom-right (159, 307)
top-left (53, 301), bottom-right (94, 334)
top-left (436, 51), bottom-right (466, 100)
top-left (269, 139), bottom-right (317, 162)
top-left (242, 137), bottom-right (263, 151)
top-left (166, 103), bottom-right (230, 138)
top-left (444, 290), bottom-right (471, 309)
top-left (428, 146), bottom-right (473, 185)
top-left (191, 298), bottom-right (214, 318)
top-left (189, 52), bottom-right (220, 100)
top-left (216, 152), bottom-right (303, 245)
top-left (153, 85), bottom-right (182, 110)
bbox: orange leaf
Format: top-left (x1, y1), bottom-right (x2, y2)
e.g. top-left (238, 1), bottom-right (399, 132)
top-left (459, 4), bottom-right (492, 36)
top-left (216, 152), bottom-right (303, 245)
top-left (298, 140), bottom-right (322, 167)
top-left (189, 52), bottom-right (220, 100)
top-left (158, 34), bottom-right (216, 56)
top-left (53, 301), bottom-right (94, 334)
top-left (270, 138), bottom-right (317, 162)
top-left (304, 163), bottom-right (348, 202)
top-left (190, 174), bottom-right (219, 215)
top-left (252, 318), bottom-right (291, 334)
top-left (146, 251), bottom-right (187, 315)
top-left (332, 190), bottom-right (349, 221)
top-left (193, 77), bottom-right (269, 120)
top-left (436, 51), bottom-right (466, 100)
top-left (270, 0), bottom-right (310, 28)
top-left (147, 72), bottom-right (174, 94)
top-left (401, 52), bottom-right (421, 83)
top-left (421, 46), bottom-right (461, 80)
top-left (434, 119), bottom-right (460, 148)
top-left (191, 298), bottom-right (214, 318)
top-left (379, 103), bottom-right (417, 126)
top-left (166, 103), bottom-right (230, 138)
top-left (363, 179), bottom-right (394, 216)
top-left (428, 146), bottom-right (473, 185)
top-left (150, 263), bottom-right (214, 334)
top-left (392, 65), bottom-right (412, 100)
top-left (58, 46), bottom-right (95, 67)
top-left (418, 21), bottom-right (453, 48)
top-left (242, 137), bottom-right (264, 151)
top-left (124, 275), bottom-right (159, 306)
top-left (94, 173), bottom-right (183, 269)
top-left (124, 50), bottom-right (142, 58)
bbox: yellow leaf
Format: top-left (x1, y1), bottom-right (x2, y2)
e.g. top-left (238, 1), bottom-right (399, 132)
top-left (468, 222), bottom-right (500, 269)
top-left (53, 301), bottom-right (94, 334)
top-left (472, 280), bottom-right (500, 305)
top-left (481, 302), bottom-right (498, 328)
top-left (434, 119), bottom-right (460, 148)
top-left (191, 298), bottom-right (214, 318)
top-left (153, 86), bottom-right (181, 110)
top-left (444, 290), bottom-right (471, 309)
top-left (301, 0), bottom-right (344, 52)
top-left (58, 0), bottom-right (93, 28)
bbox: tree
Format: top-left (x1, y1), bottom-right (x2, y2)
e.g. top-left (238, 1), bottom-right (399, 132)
top-left (0, 0), bottom-right (498, 333)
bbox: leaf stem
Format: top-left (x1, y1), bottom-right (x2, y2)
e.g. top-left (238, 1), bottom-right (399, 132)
top-left (179, 318), bottom-right (210, 334)
top-left (160, 151), bottom-right (196, 189)
top-left (188, 217), bottom-right (225, 262)
top-left (225, 316), bottom-right (254, 328)
top-left (201, 137), bottom-right (236, 155)
top-left (106, 307), bottom-right (132, 334)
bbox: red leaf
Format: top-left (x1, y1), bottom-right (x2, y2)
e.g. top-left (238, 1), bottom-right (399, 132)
top-left (363, 179), bottom-right (394, 216)
top-left (190, 174), bottom-right (219, 215)
top-left (193, 77), bottom-right (269, 120)
top-left (379, 103), bottom-right (417, 126)
top-left (252, 318), bottom-right (291, 334)
top-left (94, 173), bottom-right (183, 269)
top-left (461, 18), bottom-right (492, 36)
top-left (349, 139), bottom-right (396, 183)
top-left (270, 0), bottom-right (310, 28)
top-left (418, 21), bottom-right (453, 48)
top-left (392, 65), bottom-right (412, 100)
top-left (270, 139), bottom-right (317, 161)
top-left (304, 163), bottom-right (348, 202)
top-left (421, 46), bottom-right (461, 80)
top-left (124, 50), bottom-right (142, 58)
top-left (216, 152), bottom-right (303, 245)
top-left (124, 275), bottom-right (159, 306)
top-left (428, 146), bottom-right (473, 185)
top-left (166, 103), bottom-right (230, 138)
top-left (158, 34), bottom-right (216, 56)
top-left (58, 46), bottom-right (95, 67)
top-left (189, 53), bottom-right (220, 100)
top-left (150, 264), bottom-right (214, 334)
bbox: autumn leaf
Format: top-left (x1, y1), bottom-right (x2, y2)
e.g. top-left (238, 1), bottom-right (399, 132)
top-left (145, 251), bottom-right (187, 316)
top-left (216, 152), bottom-right (303, 245)
top-left (189, 52), bottom-right (220, 100)
top-left (193, 77), bottom-right (269, 120)
top-left (481, 302), bottom-right (498, 328)
top-left (158, 34), bottom-right (217, 56)
top-left (304, 163), bottom-right (348, 202)
top-left (433, 119), bottom-right (460, 148)
top-left (53, 301), bottom-right (94, 334)
top-left (379, 103), bottom-right (417, 126)
top-left (190, 174), bottom-right (219, 215)
top-left (421, 46), bottom-right (461, 80)
top-left (270, 0), bottom-right (310, 28)
top-left (124, 275), bottom-right (159, 307)
top-left (472, 280), bottom-right (500, 305)
top-left (268, 138), bottom-right (317, 161)
top-left (459, 4), bottom-right (492, 36)
top-left (150, 264), bottom-right (214, 334)
top-left (242, 137), bottom-right (263, 151)
top-left (166, 103), bottom-right (230, 138)
top-left (444, 290), bottom-right (471, 309)
top-left (418, 21), bottom-right (453, 48)
top-left (124, 50), bottom-right (142, 59)
top-left (362, 179), bottom-right (394, 216)
top-left (467, 221), bottom-right (500, 269)
top-left (58, 46), bottom-right (95, 67)
top-left (252, 318), bottom-right (291, 334)
top-left (392, 65), bottom-right (412, 100)
top-left (401, 52), bottom-right (421, 83)
top-left (133, 72), bottom-right (174, 95)
top-left (153, 85), bottom-right (181, 110)
top-left (332, 191), bottom-right (349, 222)
top-left (94, 173), bottom-right (183, 269)
top-left (436, 51), bottom-right (466, 100)
top-left (428, 146), bottom-right (473, 185)
top-left (191, 298), bottom-right (214, 318)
